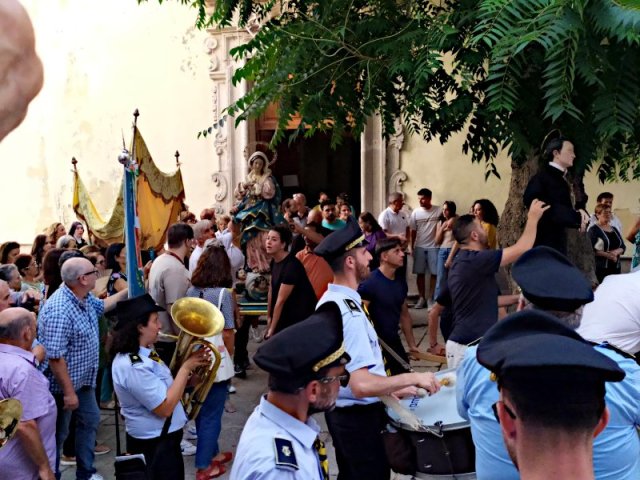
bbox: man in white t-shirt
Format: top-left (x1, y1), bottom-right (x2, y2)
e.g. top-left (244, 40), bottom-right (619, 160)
top-left (378, 192), bottom-right (410, 281)
top-left (409, 188), bottom-right (441, 308)
top-left (577, 269), bottom-right (640, 355)
top-left (189, 220), bottom-right (214, 274)
top-left (378, 192), bottom-right (409, 243)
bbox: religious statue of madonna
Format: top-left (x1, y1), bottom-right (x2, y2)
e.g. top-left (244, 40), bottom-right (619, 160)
top-left (231, 150), bottom-right (283, 272)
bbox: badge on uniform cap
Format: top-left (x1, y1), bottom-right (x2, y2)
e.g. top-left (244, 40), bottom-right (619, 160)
top-left (274, 438), bottom-right (298, 470)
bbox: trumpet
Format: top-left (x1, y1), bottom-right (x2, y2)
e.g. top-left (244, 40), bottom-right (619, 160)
top-left (163, 297), bottom-right (225, 420)
top-left (0, 398), bottom-right (22, 449)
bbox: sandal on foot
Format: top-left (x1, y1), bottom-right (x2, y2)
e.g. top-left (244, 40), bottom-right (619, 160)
top-left (212, 451), bottom-right (233, 464)
top-left (196, 463), bottom-right (226, 480)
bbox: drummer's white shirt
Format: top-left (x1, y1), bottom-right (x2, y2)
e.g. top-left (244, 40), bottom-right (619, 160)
top-left (317, 283), bottom-right (386, 407)
top-left (577, 270), bottom-right (640, 354)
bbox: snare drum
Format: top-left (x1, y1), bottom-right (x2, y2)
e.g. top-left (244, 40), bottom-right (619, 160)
top-left (386, 369), bottom-right (476, 479)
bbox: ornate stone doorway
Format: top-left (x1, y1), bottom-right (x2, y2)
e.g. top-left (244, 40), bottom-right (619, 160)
top-left (204, 28), bottom-right (405, 216)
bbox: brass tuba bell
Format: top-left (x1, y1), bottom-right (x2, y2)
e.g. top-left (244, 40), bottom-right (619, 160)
top-left (168, 297), bottom-right (225, 420)
top-left (0, 398), bottom-right (23, 449)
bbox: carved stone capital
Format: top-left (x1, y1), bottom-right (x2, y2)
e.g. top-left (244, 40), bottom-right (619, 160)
top-left (211, 172), bottom-right (229, 202)
top-left (214, 131), bottom-right (228, 160)
top-left (388, 170), bottom-right (408, 196)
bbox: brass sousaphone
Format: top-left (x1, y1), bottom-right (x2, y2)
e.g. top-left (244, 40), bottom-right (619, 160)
top-left (0, 398), bottom-right (22, 449)
top-left (166, 297), bottom-right (225, 420)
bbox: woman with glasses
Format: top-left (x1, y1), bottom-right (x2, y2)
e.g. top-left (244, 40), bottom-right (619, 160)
top-left (589, 203), bottom-right (625, 283)
top-left (14, 253), bottom-right (44, 294)
top-left (186, 243), bottom-right (236, 480)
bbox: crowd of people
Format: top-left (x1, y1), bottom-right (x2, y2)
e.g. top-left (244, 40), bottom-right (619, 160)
top-left (2, 6), bottom-right (637, 479)
top-left (0, 138), bottom-right (640, 480)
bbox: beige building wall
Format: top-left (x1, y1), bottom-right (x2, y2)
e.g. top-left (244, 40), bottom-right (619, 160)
top-left (1, 0), bottom-right (216, 245)
top-left (401, 129), bottom-right (640, 250)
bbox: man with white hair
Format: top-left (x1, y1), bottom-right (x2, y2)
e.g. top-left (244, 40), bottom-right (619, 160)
top-left (38, 258), bottom-right (127, 480)
top-left (189, 219), bottom-right (214, 274)
top-left (0, 307), bottom-right (56, 480)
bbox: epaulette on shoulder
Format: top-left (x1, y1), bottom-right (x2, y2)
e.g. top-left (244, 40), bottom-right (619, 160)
top-left (129, 353), bottom-right (143, 365)
top-left (273, 437), bottom-right (298, 471)
top-left (343, 299), bottom-right (361, 314)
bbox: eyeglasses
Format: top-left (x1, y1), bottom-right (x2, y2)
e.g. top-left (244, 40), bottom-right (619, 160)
top-left (492, 400), bottom-right (517, 424)
top-left (318, 372), bottom-right (350, 388)
top-left (78, 270), bottom-right (99, 279)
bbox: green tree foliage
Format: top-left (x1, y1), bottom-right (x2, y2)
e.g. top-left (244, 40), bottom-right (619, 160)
top-left (140, 0), bottom-right (640, 180)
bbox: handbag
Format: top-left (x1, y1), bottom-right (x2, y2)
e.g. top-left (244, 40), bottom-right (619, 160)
top-left (113, 396), bottom-right (173, 479)
top-left (208, 288), bottom-right (235, 382)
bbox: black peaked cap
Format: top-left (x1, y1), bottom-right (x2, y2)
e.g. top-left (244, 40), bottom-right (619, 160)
top-left (512, 246), bottom-right (593, 312)
top-left (114, 293), bottom-right (165, 330)
top-left (477, 310), bottom-right (625, 384)
top-left (313, 217), bottom-right (368, 263)
top-left (253, 302), bottom-right (349, 386)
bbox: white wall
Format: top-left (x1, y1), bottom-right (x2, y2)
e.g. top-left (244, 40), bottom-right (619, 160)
top-left (2, 0), bottom-right (216, 244)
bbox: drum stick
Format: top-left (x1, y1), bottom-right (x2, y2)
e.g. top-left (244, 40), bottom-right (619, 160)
top-left (439, 376), bottom-right (455, 387)
top-left (410, 350), bottom-right (447, 365)
top-left (380, 395), bottom-right (425, 432)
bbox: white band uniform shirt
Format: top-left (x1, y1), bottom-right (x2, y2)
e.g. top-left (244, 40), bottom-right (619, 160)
top-left (230, 396), bottom-right (324, 480)
top-left (316, 284), bottom-right (386, 407)
top-left (112, 346), bottom-right (187, 439)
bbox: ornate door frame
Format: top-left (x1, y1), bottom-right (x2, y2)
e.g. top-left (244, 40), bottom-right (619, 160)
top-left (204, 27), bottom-right (407, 215)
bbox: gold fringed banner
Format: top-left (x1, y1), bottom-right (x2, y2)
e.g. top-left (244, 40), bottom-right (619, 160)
top-left (133, 127), bottom-right (185, 252)
top-left (72, 172), bottom-right (125, 247)
top-left (72, 126), bottom-right (185, 251)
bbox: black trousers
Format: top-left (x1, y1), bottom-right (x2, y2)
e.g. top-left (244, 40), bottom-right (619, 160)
top-left (125, 429), bottom-right (184, 480)
top-left (325, 402), bottom-right (390, 480)
top-left (234, 315), bottom-right (251, 370)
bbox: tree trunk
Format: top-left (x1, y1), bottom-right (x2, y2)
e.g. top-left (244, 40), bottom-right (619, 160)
top-left (567, 171), bottom-right (598, 284)
top-left (498, 153), bottom-right (539, 291)
top-left (497, 154), bottom-right (597, 292)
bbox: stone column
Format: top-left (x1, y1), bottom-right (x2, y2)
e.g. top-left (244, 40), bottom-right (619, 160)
top-left (205, 28), bottom-right (252, 214)
top-left (361, 114), bottom-right (386, 214)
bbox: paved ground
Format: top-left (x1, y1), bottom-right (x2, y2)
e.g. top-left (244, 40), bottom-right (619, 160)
top-left (62, 305), bottom-right (445, 480)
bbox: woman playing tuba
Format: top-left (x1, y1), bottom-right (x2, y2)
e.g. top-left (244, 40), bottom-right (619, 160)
top-left (110, 293), bottom-right (209, 480)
